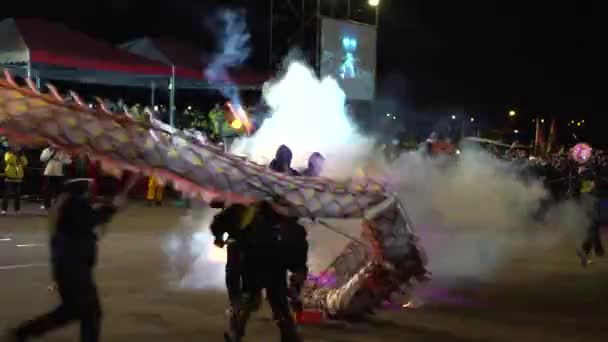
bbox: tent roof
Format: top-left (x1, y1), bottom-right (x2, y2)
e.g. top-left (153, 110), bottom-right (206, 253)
top-left (0, 18), bottom-right (172, 77)
top-left (120, 37), bottom-right (268, 88)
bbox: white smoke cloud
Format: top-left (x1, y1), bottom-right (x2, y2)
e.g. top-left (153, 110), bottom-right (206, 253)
top-left (162, 208), bottom-right (226, 291)
top-left (231, 61), bottom-right (373, 176)
top-left (164, 59), bottom-right (590, 294)
top-left (390, 148), bottom-right (589, 282)
top-left (163, 61), bottom-right (372, 290)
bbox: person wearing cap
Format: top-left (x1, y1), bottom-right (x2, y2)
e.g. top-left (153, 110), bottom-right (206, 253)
top-left (8, 175), bottom-right (138, 342)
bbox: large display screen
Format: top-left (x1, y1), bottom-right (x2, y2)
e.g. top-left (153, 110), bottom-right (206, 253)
top-left (320, 17), bottom-right (377, 101)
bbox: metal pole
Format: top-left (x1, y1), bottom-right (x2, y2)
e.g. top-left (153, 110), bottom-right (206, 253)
top-left (347, 0), bottom-right (351, 18)
top-left (316, 0), bottom-right (321, 74)
top-left (269, 0), bottom-right (273, 67)
top-left (150, 81), bottom-right (156, 107)
top-left (372, 5), bottom-right (379, 131)
top-left (26, 62), bottom-right (31, 79)
top-left (375, 4), bottom-right (379, 25)
top-left (169, 66), bottom-right (176, 127)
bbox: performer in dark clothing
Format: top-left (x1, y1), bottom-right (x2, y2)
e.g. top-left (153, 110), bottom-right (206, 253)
top-left (268, 146), bottom-right (309, 312)
top-left (229, 201), bottom-right (303, 342)
top-left (8, 176), bottom-right (137, 342)
top-left (210, 202), bottom-right (258, 309)
top-left (269, 145), bottom-right (300, 176)
top-left (575, 163), bottom-right (605, 267)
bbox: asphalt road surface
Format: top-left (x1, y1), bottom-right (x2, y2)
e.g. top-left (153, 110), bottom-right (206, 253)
top-left (1, 203), bottom-right (607, 341)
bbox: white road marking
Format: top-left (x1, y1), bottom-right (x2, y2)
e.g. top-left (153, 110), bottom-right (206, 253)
top-left (0, 238), bottom-right (11, 241)
top-left (0, 263), bottom-right (47, 271)
top-left (16, 244), bottom-right (44, 248)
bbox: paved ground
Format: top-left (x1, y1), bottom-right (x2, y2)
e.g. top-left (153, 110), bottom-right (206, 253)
top-left (1, 203), bottom-right (607, 341)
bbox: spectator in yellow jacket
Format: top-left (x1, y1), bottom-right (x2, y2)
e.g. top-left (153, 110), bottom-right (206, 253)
top-left (2, 146), bottom-right (28, 215)
top-left (147, 176), bottom-right (164, 206)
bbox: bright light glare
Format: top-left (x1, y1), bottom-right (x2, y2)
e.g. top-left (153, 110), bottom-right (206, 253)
top-left (470, 117), bottom-right (475, 122)
top-left (368, 0), bottom-right (380, 6)
top-left (514, 129), bottom-right (519, 134)
top-left (540, 119), bottom-right (545, 123)
top-left (509, 110), bottom-right (516, 116)
top-left (153, 105), bottom-right (159, 111)
top-left (386, 113), bottom-right (391, 117)
top-left (208, 246), bottom-right (228, 263)
top-left (231, 119), bottom-right (243, 130)
top-left (451, 115), bottom-right (456, 120)
top-left (187, 106), bottom-right (192, 110)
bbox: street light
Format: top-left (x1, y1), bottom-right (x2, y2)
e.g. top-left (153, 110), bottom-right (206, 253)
top-left (540, 118), bottom-right (545, 123)
top-left (513, 129), bottom-right (519, 134)
top-left (509, 110), bottom-right (516, 117)
top-left (368, 0), bottom-right (380, 6)
top-left (470, 117), bottom-right (475, 122)
top-left (451, 115), bottom-right (456, 120)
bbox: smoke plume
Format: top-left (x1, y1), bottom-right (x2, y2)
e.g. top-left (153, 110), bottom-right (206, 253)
top-left (231, 60), bottom-right (373, 176)
top-left (205, 9), bottom-right (251, 107)
top-left (164, 60), bottom-right (589, 294)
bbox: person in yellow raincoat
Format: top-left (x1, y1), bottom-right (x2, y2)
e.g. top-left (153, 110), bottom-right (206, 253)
top-left (146, 176), bottom-right (164, 206)
top-left (2, 145), bottom-right (28, 215)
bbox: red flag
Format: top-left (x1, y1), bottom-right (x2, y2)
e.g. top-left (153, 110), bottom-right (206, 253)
top-left (534, 118), bottom-right (546, 156)
top-left (546, 118), bottom-right (557, 156)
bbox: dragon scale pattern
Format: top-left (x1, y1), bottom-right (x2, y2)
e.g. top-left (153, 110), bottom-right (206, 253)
top-left (0, 71), bottom-right (428, 318)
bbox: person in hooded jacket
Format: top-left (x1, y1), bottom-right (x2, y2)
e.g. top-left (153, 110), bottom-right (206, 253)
top-left (268, 147), bottom-right (310, 314)
top-left (7, 176), bottom-right (137, 342)
top-left (269, 145), bottom-right (300, 176)
top-left (301, 152), bottom-right (325, 177)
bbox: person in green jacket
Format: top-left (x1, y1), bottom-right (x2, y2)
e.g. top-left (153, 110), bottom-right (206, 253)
top-left (2, 145), bottom-right (28, 215)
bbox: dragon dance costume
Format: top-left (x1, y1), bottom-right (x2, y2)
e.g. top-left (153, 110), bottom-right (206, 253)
top-left (0, 70), bottom-right (429, 319)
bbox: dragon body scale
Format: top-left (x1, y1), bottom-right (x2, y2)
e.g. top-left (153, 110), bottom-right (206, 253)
top-left (0, 71), bottom-right (428, 318)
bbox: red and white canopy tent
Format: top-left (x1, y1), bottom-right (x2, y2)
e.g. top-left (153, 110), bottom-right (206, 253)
top-left (119, 36), bottom-right (268, 90)
top-left (119, 37), bottom-right (270, 125)
top-left (0, 18), bottom-right (173, 87)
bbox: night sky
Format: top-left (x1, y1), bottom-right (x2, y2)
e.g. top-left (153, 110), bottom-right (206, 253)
top-left (1, 0), bottom-right (602, 141)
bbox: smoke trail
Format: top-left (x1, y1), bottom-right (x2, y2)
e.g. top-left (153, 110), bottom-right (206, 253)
top-left (205, 9), bottom-right (251, 107)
